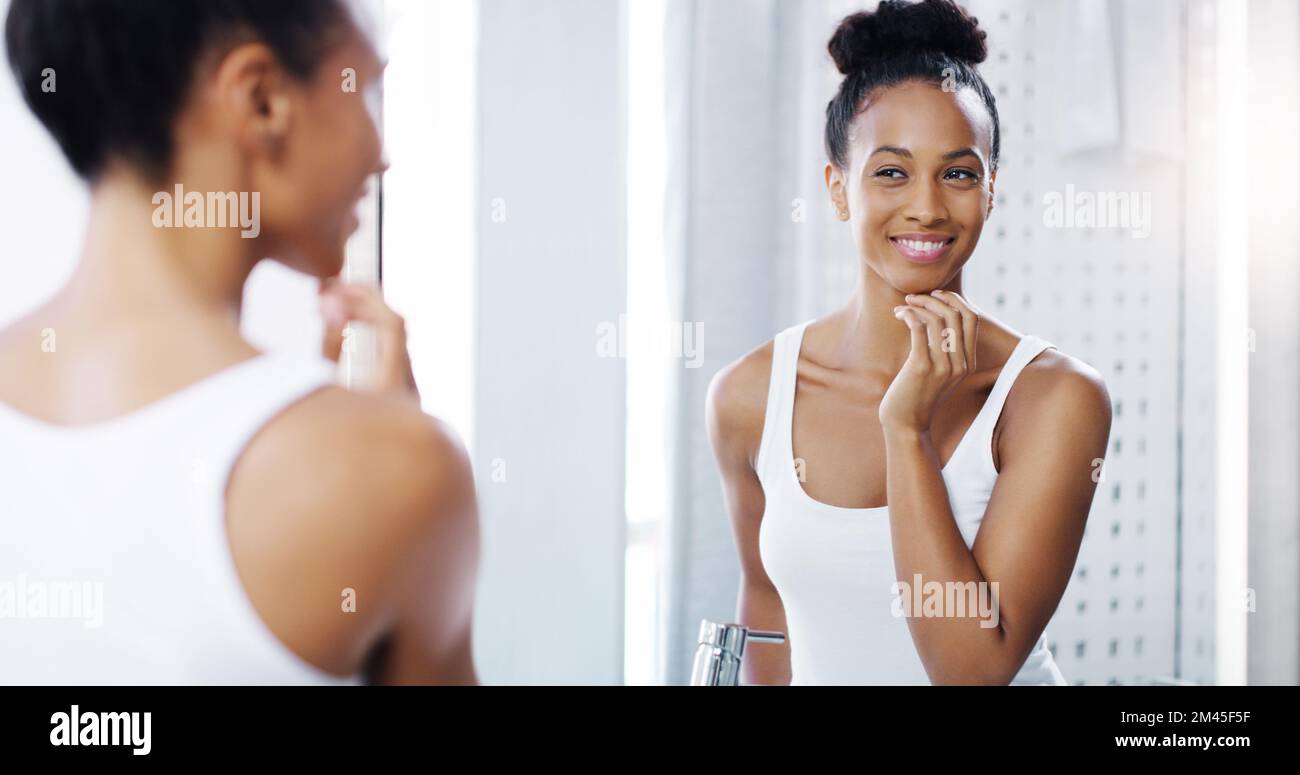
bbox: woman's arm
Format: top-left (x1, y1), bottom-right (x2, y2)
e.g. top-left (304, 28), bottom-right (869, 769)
top-left (884, 291), bottom-right (1111, 684)
top-left (227, 283), bottom-right (479, 685)
top-left (366, 415), bottom-right (481, 685)
top-left (706, 348), bottom-right (792, 685)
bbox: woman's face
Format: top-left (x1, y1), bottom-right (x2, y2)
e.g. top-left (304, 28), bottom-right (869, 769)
top-left (246, 20), bottom-right (386, 279)
top-left (827, 80), bottom-right (996, 295)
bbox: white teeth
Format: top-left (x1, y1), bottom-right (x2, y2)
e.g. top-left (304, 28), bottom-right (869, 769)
top-left (898, 239), bottom-right (946, 251)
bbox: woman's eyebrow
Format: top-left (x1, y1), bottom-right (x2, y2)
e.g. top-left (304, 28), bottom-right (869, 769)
top-left (942, 147), bottom-right (981, 163)
top-left (869, 145), bottom-right (912, 159)
top-left (867, 146), bottom-right (982, 165)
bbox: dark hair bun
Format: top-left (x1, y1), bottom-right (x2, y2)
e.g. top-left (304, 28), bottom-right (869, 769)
top-left (829, 0), bottom-right (988, 75)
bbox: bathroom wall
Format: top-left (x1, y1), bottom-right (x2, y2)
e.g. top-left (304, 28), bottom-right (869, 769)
top-left (1245, 0), bottom-right (1300, 686)
top-left (471, 0), bottom-right (629, 684)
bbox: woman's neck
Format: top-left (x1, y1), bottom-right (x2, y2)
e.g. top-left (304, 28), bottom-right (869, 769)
top-left (831, 265), bottom-right (965, 378)
top-left (55, 168), bottom-right (258, 331)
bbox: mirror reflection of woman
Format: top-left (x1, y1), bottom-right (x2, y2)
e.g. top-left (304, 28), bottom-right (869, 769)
top-left (0, 0), bottom-right (478, 684)
top-left (707, 0), bottom-right (1111, 685)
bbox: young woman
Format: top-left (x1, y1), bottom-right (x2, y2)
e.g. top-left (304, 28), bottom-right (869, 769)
top-left (0, 0), bottom-right (478, 684)
top-left (707, 0), bottom-right (1111, 685)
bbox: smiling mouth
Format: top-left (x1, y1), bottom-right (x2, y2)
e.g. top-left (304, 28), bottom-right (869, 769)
top-left (890, 236), bottom-right (955, 264)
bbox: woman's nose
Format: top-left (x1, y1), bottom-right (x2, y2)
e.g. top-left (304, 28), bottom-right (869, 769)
top-left (904, 179), bottom-right (949, 223)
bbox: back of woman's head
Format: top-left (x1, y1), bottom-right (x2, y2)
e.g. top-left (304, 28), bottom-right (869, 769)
top-left (824, 0), bottom-right (999, 171)
top-left (5, 0), bottom-right (351, 182)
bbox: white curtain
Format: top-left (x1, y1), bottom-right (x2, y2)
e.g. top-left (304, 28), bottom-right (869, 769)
top-left (661, 0), bottom-right (803, 684)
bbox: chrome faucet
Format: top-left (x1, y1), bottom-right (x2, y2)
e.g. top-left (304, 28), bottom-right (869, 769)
top-left (689, 619), bottom-right (786, 686)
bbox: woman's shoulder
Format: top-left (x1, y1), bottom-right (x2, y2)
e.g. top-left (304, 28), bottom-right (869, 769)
top-left (225, 386), bottom-right (475, 673)
top-left (237, 385), bottom-right (472, 520)
top-left (969, 312), bottom-right (1109, 409)
top-left (707, 316), bottom-right (833, 437)
top-left (0, 315), bottom-right (49, 401)
top-left (1003, 339), bottom-right (1113, 439)
top-left (705, 333), bottom-right (781, 466)
top-left (1017, 340), bottom-right (1109, 405)
top-left (708, 336), bottom-right (773, 415)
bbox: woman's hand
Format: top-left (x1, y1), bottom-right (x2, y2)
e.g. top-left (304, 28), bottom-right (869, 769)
top-left (878, 289), bottom-right (980, 434)
top-left (319, 277), bottom-right (420, 403)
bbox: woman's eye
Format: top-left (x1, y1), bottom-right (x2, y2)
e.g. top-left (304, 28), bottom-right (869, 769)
top-left (945, 169), bottom-right (979, 181)
top-left (874, 168), bottom-right (906, 179)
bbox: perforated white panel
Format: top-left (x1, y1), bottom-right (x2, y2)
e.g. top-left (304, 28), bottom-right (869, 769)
top-left (1179, 0), bottom-right (1218, 686)
top-left (791, 0), bottom-right (1212, 685)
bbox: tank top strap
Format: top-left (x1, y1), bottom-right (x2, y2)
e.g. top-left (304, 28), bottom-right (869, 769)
top-left (755, 319), bottom-right (813, 483)
top-left (187, 352), bottom-right (340, 501)
top-left (181, 351), bottom-right (361, 685)
top-left (962, 333), bottom-right (1057, 467)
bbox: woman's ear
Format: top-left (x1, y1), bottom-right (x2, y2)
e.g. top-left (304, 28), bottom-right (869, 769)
top-left (825, 162), bottom-right (850, 221)
top-left (985, 167), bottom-right (997, 220)
top-left (212, 42), bottom-right (293, 158)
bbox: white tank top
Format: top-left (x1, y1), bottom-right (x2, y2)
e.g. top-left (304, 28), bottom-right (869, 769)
top-left (0, 352), bottom-right (363, 685)
top-left (756, 320), bottom-right (1069, 685)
